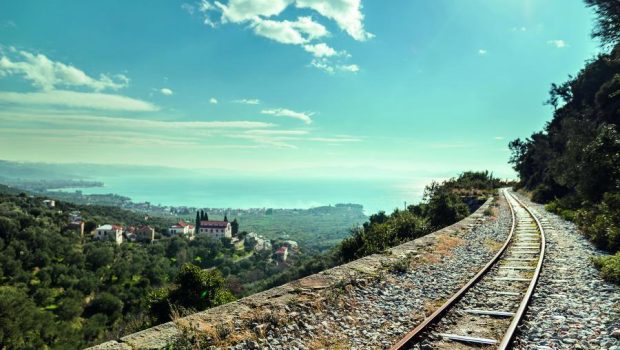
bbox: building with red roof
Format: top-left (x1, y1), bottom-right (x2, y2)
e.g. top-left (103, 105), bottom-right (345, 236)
top-left (198, 220), bottom-right (232, 239)
top-left (169, 219), bottom-right (195, 238)
top-left (94, 224), bottom-right (123, 245)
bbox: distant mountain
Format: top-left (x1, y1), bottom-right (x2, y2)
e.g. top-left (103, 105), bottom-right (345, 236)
top-left (0, 159), bottom-right (202, 182)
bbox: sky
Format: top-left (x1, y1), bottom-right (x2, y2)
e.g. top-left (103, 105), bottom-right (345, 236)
top-left (0, 0), bottom-right (601, 181)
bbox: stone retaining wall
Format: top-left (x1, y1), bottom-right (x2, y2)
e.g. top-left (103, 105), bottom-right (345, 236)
top-left (88, 198), bottom-right (493, 350)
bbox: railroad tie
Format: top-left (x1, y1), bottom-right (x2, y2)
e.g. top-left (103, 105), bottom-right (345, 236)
top-left (463, 309), bottom-right (516, 317)
top-left (488, 291), bottom-right (521, 296)
top-left (493, 277), bottom-right (531, 282)
top-left (437, 333), bottom-right (498, 345)
top-left (498, 266), bottom-right (536, 270)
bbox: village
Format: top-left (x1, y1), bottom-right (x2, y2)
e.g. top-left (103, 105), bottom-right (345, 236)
top-left (42, 199), bottom-right (298, 263)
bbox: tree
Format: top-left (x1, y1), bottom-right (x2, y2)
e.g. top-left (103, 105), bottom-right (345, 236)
top-left (231, 219), bottom-right (239, 235)
top-left (585, 0), bottom-right (620, 47)
top-left (224, 214), bottom-right (228, 222)
top-left (85, 245), bottom-right (114, 270)
top-left (148, 263), bottom-right (235, 322)
top-left (425, 185), bottom-right (469, 229)
top-left (85, 293), bottom-right (123, 322)
top-left (195, 211), bottom-right (200, 233)
top-left (56, 293), bottom-right (84, 321)
top-left (0, 286), bottom-right (56, 349)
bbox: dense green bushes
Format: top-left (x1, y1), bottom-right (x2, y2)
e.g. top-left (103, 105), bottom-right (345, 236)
top-left (148, 263), bottom-right (235, 323)
top-left (576, 192), bottom-right (620, 252)
top-left (592, 253), bottom-right (620, 284)
top-left (0, 193), bottom-right (241, 348)
top-left (509, 0), bottom-right (620, 284)
top-left (336, 171), bottom-right (502, 263)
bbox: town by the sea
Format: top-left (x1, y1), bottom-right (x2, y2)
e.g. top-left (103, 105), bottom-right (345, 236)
top-left (55, 175), bottom-right (431, 214)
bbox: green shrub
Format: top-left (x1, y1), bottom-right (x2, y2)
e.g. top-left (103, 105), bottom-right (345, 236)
top-left (559, 209), bottom-right (576, 221)
top-left (390, 259), bottom-right (410, 274)
top-left (576, 192), bottom-right (620, 252)
top-left (592, 253), bottom-right (620, 284)
top-left (545, 200), bottom-right (559, 213)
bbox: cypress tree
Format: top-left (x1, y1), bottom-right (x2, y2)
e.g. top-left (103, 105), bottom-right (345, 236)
top-left (195, 211), bottom-right (200, 231)
top-left (231, 218), bottom-right (239, 235)
top-left (224, 214), bottom-right (228, 222)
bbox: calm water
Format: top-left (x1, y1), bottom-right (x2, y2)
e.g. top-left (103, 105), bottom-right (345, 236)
top-left (61, 175), bottom-right (430, 214)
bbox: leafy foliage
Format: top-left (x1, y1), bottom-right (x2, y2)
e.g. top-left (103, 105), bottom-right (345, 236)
top-left (336, 171), bottom-right (503, 262)
top-left (585, 0), bottom-right (620, 47)
top-left (148, 263), bottom-right (235, 323)
top-left (509, 1), bottom-right (620, 283)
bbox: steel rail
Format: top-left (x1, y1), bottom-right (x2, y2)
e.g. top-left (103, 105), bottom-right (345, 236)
top-left (390, 189), bottom-right (517, 349)
top-left (390, 189), bottom-right (545, 350)
top-left (498, 191), bottom-right (546, 349)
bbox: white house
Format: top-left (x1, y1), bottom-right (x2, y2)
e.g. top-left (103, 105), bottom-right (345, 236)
top-left (95, 224), bottom-right (123, 245)
top-left (199, 221), bottom-right (232, 239)
top-left (168, 220), bottom-right (195, 238)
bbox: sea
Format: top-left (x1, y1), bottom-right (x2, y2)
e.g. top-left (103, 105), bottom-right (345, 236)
top-left (56, 175), bottom-right (433, 214)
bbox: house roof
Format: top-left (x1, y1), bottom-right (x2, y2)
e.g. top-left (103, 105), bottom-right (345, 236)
top-left (137, 225), bottom-right (154, 233)
top-left (96, 224), bottom-right (123, 231)
top-left (200, 221), bottom-right (230, 228)
top-left (276, 246), bottom-right (288, 254)
top-left (172, 220), bottom-right (194, 229)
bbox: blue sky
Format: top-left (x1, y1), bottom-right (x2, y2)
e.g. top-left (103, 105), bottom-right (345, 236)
top-left (0, 0), bottom-right (600, 181)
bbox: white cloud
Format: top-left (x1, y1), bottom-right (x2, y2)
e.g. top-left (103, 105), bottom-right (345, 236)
top-left (195, 0), bottom-right (371, 68)
top-left (512, 26), bottom-right (526, 32)
top-left (303, 43), bottom-right (337, 57)
top-left (494, 136), bottom-right (504, 140)
top-left (251, 16), bottom-right (328, 45)
top-left (478, 49), bottom-right (487, 55)
top-left (215, 0), bottom-right (292, 23)
top-left (339, 64), bottom-right (359, 72)
top-left (246, 129), bottom-right (309, 135)
top-left (295, 0), bottom-right (373, 41)
top-left (261, 108), bottom-right (313, 124)
top-left (547, 39), bottom-right (567, 48)
top-left (0, 111), bottom-right (274, 130)
top-left (310, 58), bottom-right (359, 73)
top-left (160, 88), bottom-right (174, 96)
top-left (0, 50), bottom-right (129, 91)
top-left (210, 97), bottom-right (218, 104)
top-left (252, 18), bottom-right (307, 45)
top-left (207, 0), bottom-right (372, 41)
top-left (234, 98), bottom-right (261, 104)
top-left (0, 90), bottom-right (159, 112)
top-left (292, 16), bottom-right (330, 40)
top-left (310, 58), bottom-right (335, 73)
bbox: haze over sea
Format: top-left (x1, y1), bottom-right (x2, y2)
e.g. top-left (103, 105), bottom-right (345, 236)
top-left (59, 175), bottom-right (433, 214)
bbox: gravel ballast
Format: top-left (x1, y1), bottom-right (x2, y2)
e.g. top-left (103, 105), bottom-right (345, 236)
top-left (231, 194), bottom-right (512, 349)
top-left (511, 193), bottom-right (620, 350)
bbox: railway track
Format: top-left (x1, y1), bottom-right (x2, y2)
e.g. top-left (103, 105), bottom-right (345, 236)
top-left (391, 189), bottom-right (546, 350)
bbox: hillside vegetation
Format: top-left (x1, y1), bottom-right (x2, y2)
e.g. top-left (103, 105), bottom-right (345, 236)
top-left (509, 0), bottom-right (620, 283)
top-left (0, 171), bottom-right (505, 348)
top-left (0, 191), bottom-right (309, 348)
